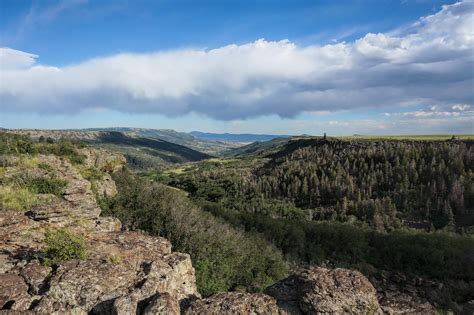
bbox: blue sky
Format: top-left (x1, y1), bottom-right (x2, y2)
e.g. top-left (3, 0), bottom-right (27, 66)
top-left (0, 0), bottom-right (472, 135)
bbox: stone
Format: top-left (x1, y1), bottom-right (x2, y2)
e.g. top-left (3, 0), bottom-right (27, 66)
top-left (143, 292), bottom-right (180, 315)
top-left (19, 261), bottom-right (52, 295)
top-left (94, 216), bottom-right (122, 232)
top-left (79, 147), bottom-right (126, 173)
top-left (266, 267), bottom-right (381, 314)
top-left (369, 271), bottom-right (438, 314)
top-left (185, 292), bottom-right (283, 315)
top-left (0, 150), bottom-right (198, 314)
top-left (92, 173), bottom-right (118, 198)
top-left (0, 274), bottom-right (32, 310)
top-left (34, 233), bottom-right (198, 314)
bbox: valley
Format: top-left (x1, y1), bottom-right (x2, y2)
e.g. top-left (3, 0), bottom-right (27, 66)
top-left (1, 130), bottom-right (473, 313)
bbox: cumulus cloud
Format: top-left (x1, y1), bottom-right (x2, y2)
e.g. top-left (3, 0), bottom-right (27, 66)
top-left (1, 0), bottom-right (473, 120)
top-left (0, 47), bottom-right (38, 70)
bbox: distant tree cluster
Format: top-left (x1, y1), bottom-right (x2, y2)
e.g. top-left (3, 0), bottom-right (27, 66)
top-left (243, 140), bottom-right (473, 231)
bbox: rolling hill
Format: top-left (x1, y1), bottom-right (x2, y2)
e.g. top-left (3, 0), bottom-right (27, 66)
top-left (190, 131), bottom-right (291, 143)
top-left (5, 129), bottom-right (213, 169)
top-left (84, 127), bottom-right (240, 155)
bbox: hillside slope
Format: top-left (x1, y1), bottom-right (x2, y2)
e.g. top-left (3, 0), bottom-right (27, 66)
top-left (6, 129), bottom-right (213, 169)
top-left (85, 127), bottom-right (241, 155)
top-left (223, 136), bottom-right (296, 157)
top-left (0, 133), bottom-right (395, 314)
top-left (191, 131), bottom-right (291, 143)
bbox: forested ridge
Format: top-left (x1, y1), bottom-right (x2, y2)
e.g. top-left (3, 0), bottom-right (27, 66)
top-left (3, 132), bottom-right (473, 308)
top-left (169, 138), bottom-right (474, 232)
top-left (158, 137), bottom-right (474, 305)
top-left (246, 139), bottom-right (474, 231)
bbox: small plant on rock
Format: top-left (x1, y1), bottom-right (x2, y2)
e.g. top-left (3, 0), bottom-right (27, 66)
top-left (108, 254), bottom-right (122, 265)
top-left (42, 228), bottom-right (87, 266)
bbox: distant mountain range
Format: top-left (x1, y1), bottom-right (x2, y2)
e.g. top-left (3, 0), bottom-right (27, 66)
top-left (1, 127), bottom-right (299, 168)
top-left (190, 131), bottom-right (291, 143)
top-left (83, 127), bottom-right (240, 155)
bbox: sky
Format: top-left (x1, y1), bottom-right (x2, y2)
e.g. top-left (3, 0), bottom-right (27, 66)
top-left (0, 0), bottom-right (472, 135)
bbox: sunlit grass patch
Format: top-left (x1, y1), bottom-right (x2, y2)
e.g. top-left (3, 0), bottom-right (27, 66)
top-left (19, 155), bottom-right (39, 168)
top-left (0, 185), bottom-right (39, 210)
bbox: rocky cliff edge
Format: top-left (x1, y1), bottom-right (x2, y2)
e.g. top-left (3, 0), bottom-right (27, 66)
top-left (0, 148), bottom-right (437, 314)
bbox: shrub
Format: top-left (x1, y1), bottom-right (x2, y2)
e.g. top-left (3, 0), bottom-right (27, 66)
top-left (19, 156), bottom-right (39, 168)
top-left (104, 170), bottom-right (288, 296)
top-left (80, 167), bottom-right (104, 181)
top-left (42, 228), bottom-right (87, 266)
top-left (13, 175), bottom-right (67, 196)
top-left (38, 163), bottom-right (54, 172)
top-left (35, 140), bottom-right (86, 165)
top-left (0, 132), bottom-right (36, 154)
top-left (69, 153), bottom-right (86, 165)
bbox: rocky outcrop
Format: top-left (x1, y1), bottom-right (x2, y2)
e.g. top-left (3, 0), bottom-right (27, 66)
top-left (0, 209), bottom-right (200, 313)
top-left (79, 147), bottom-right (126, 173)
top-left (0, 150), bottom-right (199, 313)
top-left (185, 292), bottom-right (283, 315)
top-left (265, 267), bottom-right (381, 314)
top-left (369, 271), bottom-right (439, 314)
top-left (142, 292), bottom-right (180, 315)
top-left (0, 274), bottom-right (32, 311)
top-left (0, 148), bottom-right (440, 314)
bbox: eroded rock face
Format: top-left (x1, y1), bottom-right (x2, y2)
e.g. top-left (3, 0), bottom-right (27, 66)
top-left (0, 148), bottom-right (437, 314)
top-left (28, 155), bottom-right (102, 224)
top-left (79, 147), bottom-right (126, 173)
top-left (0, 210), bottom-right (200, 314)
top-left (185, 292), bottom-right (283, 315)
top-left (143, 292), bottom-right (180, 315)
top-left (265, 267), bottom-right (381, 314)
top-left (0, 150), bottom-right (199, 313)
top-left (0, 274), bottom-right (32, 310)
top-left (93, 173), bottom-right (118, 198)
top-left (369, 271), bottom-right (438, 314)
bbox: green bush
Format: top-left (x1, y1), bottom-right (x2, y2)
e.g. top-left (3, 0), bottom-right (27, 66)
top-left (35, 140), bottom-right (86, 165)
top-left (108, 255), bottom-right (122, 265)
top-left (12, 174), bottom-right (67, 196)
top-left (42, 228), bottom-right (87, 266)
top-left (0, 132), bottom-right (36, 154)
top-left (31, 177), bottom-right (67, 195)
top-left (80, 167), bottom-right (105, 181)
top-left (103, 170), bottom-right (288, 296)
top-left (204, 206), bottom-right (474, 282)
top-left (38, 163), bottom-right (54, 172)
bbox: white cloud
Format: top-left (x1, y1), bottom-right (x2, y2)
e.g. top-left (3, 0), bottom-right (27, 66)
top-left (0, 47), bottom-right (38, 69)
top-left (0, 1), bottom-right (473, 120)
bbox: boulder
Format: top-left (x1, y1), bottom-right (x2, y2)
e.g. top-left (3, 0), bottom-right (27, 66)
top-left (185, 292), bottom-right (283, 315)
top-left (143, 292), bottom-right (180, 315)
top-left (79, 147), bottom-right (126, 173)
top-left (266, 267), bottom-right (381, 314)
top-left (369, 271), bottom-right (438, 314)
top-left (34, 232), bottom-right (199, 314)
top-left (0, 274), bottom-right (32, 311)
top-left (92, 173), bottom-right (118, 198)
top-left (18, 261), bottom-right (52, 295)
